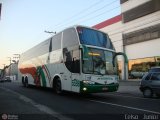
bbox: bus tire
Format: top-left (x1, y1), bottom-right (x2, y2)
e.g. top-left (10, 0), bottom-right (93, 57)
top-left (156, 93), bottom-right (160, 98)
top-left (24, 76), bottom-right (29, 87)
top-left (22, 77), bottom-right (25, 87)
top-left (55, 78), bottom-right (62, 94)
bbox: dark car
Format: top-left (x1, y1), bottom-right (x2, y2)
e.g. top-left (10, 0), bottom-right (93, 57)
top-left (139, 67), bottom-right (160, 98)
top-left (149, 67), bottom-right (160, 73)
top-left (0, 77), bottom-right (11, 82)
top-left (129, 71), bottom-right (147, 79)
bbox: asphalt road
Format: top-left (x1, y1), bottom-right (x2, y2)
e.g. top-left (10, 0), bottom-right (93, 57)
top-left (0, 82), bottom-right (160, 120)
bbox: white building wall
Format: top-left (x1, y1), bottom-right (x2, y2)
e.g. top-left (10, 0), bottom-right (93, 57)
top-left (123, 10), bottom-right (160, 60)
top-left (126, 38), bottom-right (160, 60)
top-left (123, 11), bottom-right (160, 34)
top-left (94, 0), bottom-right (160, 80)
top-left (5, 63), bottom-right (18, 80)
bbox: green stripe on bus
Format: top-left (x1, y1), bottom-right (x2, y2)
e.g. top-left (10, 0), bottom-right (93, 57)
top-left (37, 66), bottom-right (46, 87)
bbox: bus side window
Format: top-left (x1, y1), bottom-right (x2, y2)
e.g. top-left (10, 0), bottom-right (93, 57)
top-left (52, 32), bottom-right (61, 51)
top-left (72, 49), bottom-right (80, 73)
top-left (63, 28), bottom-right (79, 48)
top-left (63, 48), bottom-right (73, 72)
top-left (63, 48), bottom-right (80, 73)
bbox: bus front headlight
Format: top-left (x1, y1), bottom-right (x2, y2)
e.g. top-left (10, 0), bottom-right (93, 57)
top-left (83, 87), bottom-right (87, 91)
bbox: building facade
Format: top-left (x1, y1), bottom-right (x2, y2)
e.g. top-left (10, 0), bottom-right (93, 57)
top-left (93, 0), bottom-right (160, 80)
top-left (3, 63), bottom-right (18, 80)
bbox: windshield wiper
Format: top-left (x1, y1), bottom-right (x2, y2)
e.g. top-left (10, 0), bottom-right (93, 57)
top-left (93, 70), bottom-right (104, 76)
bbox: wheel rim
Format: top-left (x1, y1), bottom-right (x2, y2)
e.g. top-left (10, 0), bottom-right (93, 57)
top-left (144, 89), bottom-right (152, 97)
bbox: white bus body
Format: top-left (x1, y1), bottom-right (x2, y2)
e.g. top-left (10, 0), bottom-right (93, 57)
top-left (18, 26), bottom-right (119, 93)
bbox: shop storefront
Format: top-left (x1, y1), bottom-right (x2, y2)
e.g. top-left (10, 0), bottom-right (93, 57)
top-left (128, 56), bottom-right (160, 79)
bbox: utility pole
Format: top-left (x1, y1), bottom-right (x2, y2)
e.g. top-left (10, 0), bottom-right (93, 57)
top-left (1, 64), bottom-right (5, 78)
top-left (7, 57), bottom-right (11, 79)
top-left (13, 54), bottom-right (20, 63)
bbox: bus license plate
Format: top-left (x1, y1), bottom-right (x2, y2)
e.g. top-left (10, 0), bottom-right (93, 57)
top-left (102, 87), bottom-right (108, 90)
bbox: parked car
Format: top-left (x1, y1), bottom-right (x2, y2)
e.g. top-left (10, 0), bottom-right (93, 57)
top-left (129, 71), bottom-right (147, 79)
top-left (0, 77), bottom-right (11, 82)
top-left (4, 77), bottom-right (12, 82)
top-left (139, 67), bottom-right (160, 98)
top-left (149, 66), bottom-right (160, 73)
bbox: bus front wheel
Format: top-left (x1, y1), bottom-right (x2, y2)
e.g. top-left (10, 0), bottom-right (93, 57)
top-left (55, 78), bottom-right (62, 94)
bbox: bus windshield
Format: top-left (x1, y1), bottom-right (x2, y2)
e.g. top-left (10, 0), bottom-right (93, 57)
top-left (82, 47), bottom-right (118, 75)
top-left (77, 27), bottom-right (114, 49)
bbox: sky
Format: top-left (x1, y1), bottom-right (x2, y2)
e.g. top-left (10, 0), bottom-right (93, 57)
top-left (0, 0), bottom-right (120, 69)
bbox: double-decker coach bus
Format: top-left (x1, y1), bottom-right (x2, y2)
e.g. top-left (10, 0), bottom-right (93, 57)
top-left (19, 25), bottom-right (126, 94)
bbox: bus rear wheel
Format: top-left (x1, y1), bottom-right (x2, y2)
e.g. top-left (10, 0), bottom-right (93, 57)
top-left (24, 77), bottom-right (29, 87)
top-left (22, 77), bottom-right (25, 87)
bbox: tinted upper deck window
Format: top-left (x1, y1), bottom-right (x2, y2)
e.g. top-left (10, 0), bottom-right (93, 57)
top-left (77, 27), bottom-right (114, 49)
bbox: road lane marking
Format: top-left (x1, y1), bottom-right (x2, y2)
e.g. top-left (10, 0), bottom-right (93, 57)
top-left (101, 93), bottom-right (160, 101)
top-left (88, 99), bottom-right (160, 114)
top-left (0, 87), bottom-right (73, 120)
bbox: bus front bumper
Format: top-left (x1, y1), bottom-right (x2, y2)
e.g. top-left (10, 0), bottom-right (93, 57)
top-left (80, 82), bottom-right (119, 93)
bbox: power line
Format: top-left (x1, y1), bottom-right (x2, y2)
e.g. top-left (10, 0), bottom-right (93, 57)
top-left (55, 5), bottom-right (120, 31)
top-left (106, 17), bottom-right (160, 43)
top-left (53, 0), bottom-right (120, 31)
top-left (105, 13), bottom-right (160, 35)
top-left (52, 0), bottom-right (105, 28)
top-left (109, 18), bottom-right (160, 36)
top-left (77, 6), bottom-right (120, 25)
top-left (106, 18), bottom-right (160, 47)
top-left (105, 18), bottom-right (160, 50)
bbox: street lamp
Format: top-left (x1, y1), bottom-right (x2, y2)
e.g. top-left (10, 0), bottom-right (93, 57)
top-left (13, 54), bottom-right (20, 63)
top-left (1, 64), bottom-right (6, 78)
top-left (7, 57), bottom-right (11, 78)
top-left (7, 57), bottom-right (11, 65)
top-left (13, 54), bottom-right (20, 58)
top-left (44, 30), bottom-right (56, 35)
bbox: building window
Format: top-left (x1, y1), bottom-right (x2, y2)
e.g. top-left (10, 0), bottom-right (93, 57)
top-left (122, 0), bottom-right (160, 23)
top-left (151, 31), bottom-right (159, 39)
top-left (123, 24), bottom-right (160, 45)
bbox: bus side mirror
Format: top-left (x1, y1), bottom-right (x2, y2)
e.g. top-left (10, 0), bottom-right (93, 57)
top-left (72, 57), bottom-right (75, 63)
top-left (80, 45), bottom-right (89, 61)
top-left (113, 52), bottom-right (128, 67)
